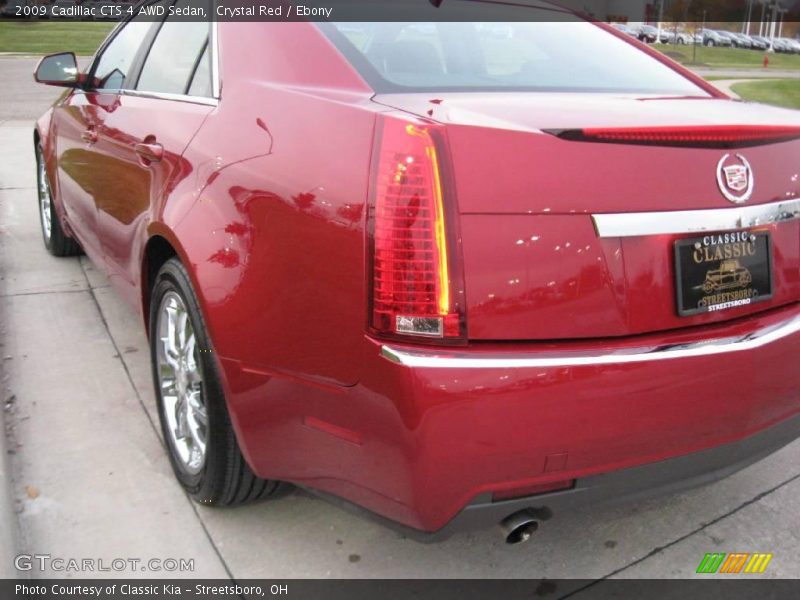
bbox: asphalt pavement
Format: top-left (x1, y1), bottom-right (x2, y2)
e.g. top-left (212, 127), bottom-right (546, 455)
top-left (1, 56), bottom-right (799, 581)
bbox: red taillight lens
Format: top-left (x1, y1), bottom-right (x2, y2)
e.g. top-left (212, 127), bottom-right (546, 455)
top-left (549, 124), bottom-right (800, 148)
top-left (369, 115), bottom-right (462, 341)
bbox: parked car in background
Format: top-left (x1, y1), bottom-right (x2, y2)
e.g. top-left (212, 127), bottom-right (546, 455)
top-left (636, 25), bottom-right (666, 44)
top-left (701, 28), bottom-right (729, 46)
top-left (716, 30), bottom-right (743, 47)
top-left (610, 23), bottom-right (637, 37)
top-left (772, 37), bottom-right (790, 52)
top-left (747, 35), bottom-right (768, 50)
top-left (31, 3), bottom-right (800, 544)
top-left (778, 37), bottom-right (800, 54)
top-left (731, 32), bottom-right (753, 49)
top-left (664, 28), bottom-right (692, 45)
top-left (751, 35), bottom-right (774, 50)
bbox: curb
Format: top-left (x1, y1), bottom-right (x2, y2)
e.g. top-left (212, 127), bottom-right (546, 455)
top-left (0, 397), bottom-right (20, 578)
top-left (0, 215), bottom-right (20, 578)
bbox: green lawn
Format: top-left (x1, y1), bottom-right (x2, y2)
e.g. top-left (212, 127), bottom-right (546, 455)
top-left (731, 79), bottom-right (800, 109)
top-left (0, 21), bottom-right (114, 55)
top-left (659, 45), bottom-right (800, 70)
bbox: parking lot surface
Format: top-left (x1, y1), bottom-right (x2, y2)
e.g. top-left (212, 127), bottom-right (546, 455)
top-left (1, 56), bottom-right (799, 581)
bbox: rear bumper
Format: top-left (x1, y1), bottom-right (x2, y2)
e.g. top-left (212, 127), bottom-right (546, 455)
top-left (311, 408), bottom-right (800, 542)
top-left (421, 408), bottom-right (800, 541)
top-left (232, 304), bottom-right (800, 537)
top-left (358, 304), bottom-right (800, 533)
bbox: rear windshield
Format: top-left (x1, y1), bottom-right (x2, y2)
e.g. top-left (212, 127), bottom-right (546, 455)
top-left (320, 20), bottom-right (707, 95)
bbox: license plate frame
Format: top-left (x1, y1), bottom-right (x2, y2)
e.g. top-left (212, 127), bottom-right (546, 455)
top-left (674, 231), bottom-right (773, 317)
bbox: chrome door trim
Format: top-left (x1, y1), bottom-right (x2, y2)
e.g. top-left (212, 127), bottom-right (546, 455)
top-left (120, 89), bottom-right (218, 106)
top-left (592, 198), bottom-right (800, 238)
top-left (380, 312), bottom-right (800, 369)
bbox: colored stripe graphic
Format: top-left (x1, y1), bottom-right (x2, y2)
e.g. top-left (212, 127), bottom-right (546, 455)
top-left (720, 553), bottom-right (749, 573)
top-left (744, 553), bottom-right (773, 574)
top-left (696, 552), bottom-right (773, 574)
top-left (697, 553), bottom-right (726, 574)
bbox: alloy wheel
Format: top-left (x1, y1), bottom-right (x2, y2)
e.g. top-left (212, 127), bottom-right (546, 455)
top-left (156, 290), bottom-right (208, 475)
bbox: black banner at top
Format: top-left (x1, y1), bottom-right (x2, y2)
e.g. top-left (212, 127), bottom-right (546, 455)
top-left (1, 0), bottom-right (799, 23)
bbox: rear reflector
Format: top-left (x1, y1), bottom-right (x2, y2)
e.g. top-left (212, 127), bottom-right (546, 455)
top-left (548, 125), bottom-right (800, 148)
top-left (492, 479), bottom-right (576, 502)
top-left (369, 116), bottom-right (461, 340)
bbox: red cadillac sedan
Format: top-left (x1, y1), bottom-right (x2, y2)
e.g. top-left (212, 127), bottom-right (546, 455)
top-left (33, 4), bottom-right (800, 543)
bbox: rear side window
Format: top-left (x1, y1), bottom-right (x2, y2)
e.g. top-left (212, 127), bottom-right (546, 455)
top-left (136, 7), bottom-right (210, 96)
top-left (92, 21), bottom-right (152, 90)
top-left (187, 43), bottom-right (212, 97)
top-left (323, 19), bottom-right (707, 95)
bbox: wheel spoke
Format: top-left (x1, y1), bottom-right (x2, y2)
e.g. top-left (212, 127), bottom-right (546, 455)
top-left (177, 309), bottom-right (189, 351)
top-left (160, 342), bottom-right (180, 370)
top-left (173, 395), bottom-right (187, 440)
top-left (160, 376), bottom-right (178, 396)
top-left (186, 409), bottom-right (207, 456)
top-left (164, 303), bottom-right (179, 356)
top-left (183, 333), bottom-right (196, 363)
top-left (187, 389), bottom-right (207, 426)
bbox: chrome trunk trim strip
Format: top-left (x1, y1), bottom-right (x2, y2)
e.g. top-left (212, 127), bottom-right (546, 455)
top-left (381, 312), bottom-right (800, 368)
top-left (592, 198), bottom-right (800, 238)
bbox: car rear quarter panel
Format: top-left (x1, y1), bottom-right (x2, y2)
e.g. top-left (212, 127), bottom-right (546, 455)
top-left (166, 22), bottom-right (381, 397)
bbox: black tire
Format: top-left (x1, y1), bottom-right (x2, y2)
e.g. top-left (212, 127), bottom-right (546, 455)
top-left (36, 144), bottom-right (81, 257)
top-left (149, 258), bottom-right (283, 506)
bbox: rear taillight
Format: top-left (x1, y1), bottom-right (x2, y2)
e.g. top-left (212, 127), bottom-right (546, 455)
top-left (368, 115), bottom-right (463, 342)
top-left (548, 124), bottom-right (800, 148)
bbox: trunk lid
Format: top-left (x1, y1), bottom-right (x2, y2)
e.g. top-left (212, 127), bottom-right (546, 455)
top-left (374, 93), bottom-right (800, 340)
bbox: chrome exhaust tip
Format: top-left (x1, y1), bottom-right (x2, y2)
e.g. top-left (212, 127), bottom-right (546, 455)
top-left (499, 509), bottom-right (540, 545)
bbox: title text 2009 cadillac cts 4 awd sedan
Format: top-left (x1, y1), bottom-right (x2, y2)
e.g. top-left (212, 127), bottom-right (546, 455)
top-left (33, 4), bottom-right (800, 543)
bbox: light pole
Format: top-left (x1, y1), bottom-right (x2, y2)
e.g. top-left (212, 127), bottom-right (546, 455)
top-left (768, 1), bottom-right (779, 52)
top-left (743, 0), bottom-right (753, 35)
top-left (655, 0), bottom-right (663, 44)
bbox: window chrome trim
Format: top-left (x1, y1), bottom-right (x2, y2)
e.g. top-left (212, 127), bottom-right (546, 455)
top-left (592, 198), bottom-right (800, 238)
top-left (380, 312), bottom-right (800, 369)
top-left (210, 19), bottom-right (221, 99)
top-left (119, 88), bottom-right (218, 106)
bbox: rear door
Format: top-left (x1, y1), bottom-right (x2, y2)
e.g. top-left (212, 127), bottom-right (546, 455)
top-left (92, 6), bottom-right (214, 304)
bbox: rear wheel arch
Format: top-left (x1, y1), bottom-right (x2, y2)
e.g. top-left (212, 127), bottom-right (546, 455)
top-left (141, 231), bottom-right (216, 345)
top-left (141, 234), bottom-right (179, 332)
top-left (149, 255), bottom-right (283, 505)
